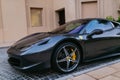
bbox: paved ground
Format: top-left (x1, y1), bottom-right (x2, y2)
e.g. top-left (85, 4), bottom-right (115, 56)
top-left (0, 47), bottom-right (120, 80)
top-left (68, 62), bottom-right (120, 80)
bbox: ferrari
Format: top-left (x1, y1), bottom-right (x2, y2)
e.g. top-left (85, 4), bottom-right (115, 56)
top-left (7, 18), bottom-right (120, 73)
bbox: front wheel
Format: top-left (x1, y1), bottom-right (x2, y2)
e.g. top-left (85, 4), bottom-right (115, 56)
top-left (51, 42), bottom-right (81, 73)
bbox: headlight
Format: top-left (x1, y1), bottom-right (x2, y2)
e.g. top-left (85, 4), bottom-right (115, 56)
top-left (20, 37), bottom-right (50, 51)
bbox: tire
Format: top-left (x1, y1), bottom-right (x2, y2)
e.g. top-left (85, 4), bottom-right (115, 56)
top-left (51, 42), bottom-right (81, 73)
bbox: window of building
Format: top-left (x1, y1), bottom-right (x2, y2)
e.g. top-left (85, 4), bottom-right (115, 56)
top-left (81, 1), bottom-right (98, 18)
top-left (118, 9), bottom-right (120, 16)
top-left (56, 8), bottom-right (65, 26)
top-left (30, 8), bottom-right (43, 27)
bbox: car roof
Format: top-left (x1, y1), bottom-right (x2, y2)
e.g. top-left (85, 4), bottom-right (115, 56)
top-left (60, 18), bottom-right (120, 27)
top-left (51, 18), bottom-right (120, 33)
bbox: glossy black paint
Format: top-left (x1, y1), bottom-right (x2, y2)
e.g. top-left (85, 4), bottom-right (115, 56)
top-left (7, 18), bottom-right (120, 71)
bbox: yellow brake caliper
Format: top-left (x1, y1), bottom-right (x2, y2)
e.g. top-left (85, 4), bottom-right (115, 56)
top-left (71, 49), bottom-right (76, 61)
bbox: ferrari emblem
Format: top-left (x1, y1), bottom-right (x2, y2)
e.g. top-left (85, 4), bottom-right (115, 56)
top-left (79, 36), bottom-right (83, 40)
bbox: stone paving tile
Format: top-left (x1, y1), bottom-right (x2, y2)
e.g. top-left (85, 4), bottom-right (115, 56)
top-left (56, 75), bottom-right (74, 80)
top-left (99, 76), bottom-right (120, 80)
top-left (87, 67), bottom-right (117, 79)
top-left (113, 72), bottom-right (120, 78)
top-left (69, 74), bottom-right (96, 80)
top-left (110, 63), bottom-right (120, 71)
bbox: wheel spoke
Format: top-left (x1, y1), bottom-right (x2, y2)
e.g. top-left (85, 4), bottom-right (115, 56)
top-left (70, 48), bottom-right (77, 56)
top-left (71, 60), bottom-right (77, 63)
top-left (67, 60), bottom-right (70, 70)
top-left (63, 47), bottom-right (69, 56)
top-left (57, 58), bottom-right (67, 63)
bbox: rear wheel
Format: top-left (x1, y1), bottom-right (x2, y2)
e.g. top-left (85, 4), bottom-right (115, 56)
top-left (51, 42), bottom-right (81, 73)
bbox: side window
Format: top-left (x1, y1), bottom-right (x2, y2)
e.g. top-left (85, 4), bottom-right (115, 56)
top-left (81, 20), bottom-right (113, 34)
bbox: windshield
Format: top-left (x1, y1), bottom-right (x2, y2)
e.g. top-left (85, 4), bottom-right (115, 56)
top-left (50, 20), bottom-right (89, 34)
top-left (68, 25), bottom-right (85, 34)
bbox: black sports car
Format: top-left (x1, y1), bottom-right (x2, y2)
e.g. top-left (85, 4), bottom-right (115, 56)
top-left (7, 18), bottom-right (120, 73)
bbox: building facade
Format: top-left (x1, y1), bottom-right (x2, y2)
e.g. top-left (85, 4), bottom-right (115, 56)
top-left (0, 0), bottom-right (120, 46)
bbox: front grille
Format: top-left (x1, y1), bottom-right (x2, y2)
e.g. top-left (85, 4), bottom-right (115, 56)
top-left (8, 57), bottom-right (21, 67)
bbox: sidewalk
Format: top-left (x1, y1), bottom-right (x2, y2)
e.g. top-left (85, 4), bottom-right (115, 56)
top-left (68, 62), bottom-right (120, 80)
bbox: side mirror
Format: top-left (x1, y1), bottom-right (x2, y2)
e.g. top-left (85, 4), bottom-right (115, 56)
top-left (87, 29), bottom-right (103, 39)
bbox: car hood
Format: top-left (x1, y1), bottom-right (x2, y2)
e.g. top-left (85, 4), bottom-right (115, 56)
top-left (11, 32), bottom-right (54, 50)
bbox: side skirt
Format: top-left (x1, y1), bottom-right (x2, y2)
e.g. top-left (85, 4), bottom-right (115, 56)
top-left (84, 53), bottom-right (120, 62)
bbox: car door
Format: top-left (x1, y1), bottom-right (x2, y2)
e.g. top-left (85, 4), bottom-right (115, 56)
top-left (82, 19), bottom-right (120, 60)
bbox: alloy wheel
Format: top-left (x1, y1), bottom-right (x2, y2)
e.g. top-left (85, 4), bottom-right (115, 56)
top-left (56, 44), bottom-right (80, 72)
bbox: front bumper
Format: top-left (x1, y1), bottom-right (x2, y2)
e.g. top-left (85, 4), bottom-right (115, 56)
top-left (8, 58), bottom-right (50, 71)
top-left (8, 48), bottom-right (52, 71)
